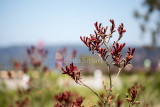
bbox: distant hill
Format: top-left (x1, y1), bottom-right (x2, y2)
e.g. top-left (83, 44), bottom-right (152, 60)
top-left (0, 45), bottom-right (160, 70)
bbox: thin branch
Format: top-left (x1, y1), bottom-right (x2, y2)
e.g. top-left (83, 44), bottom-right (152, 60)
top-left (107, 37), bottom-right (111, 48)
top-left (79, 80), bottom-right (104, 103)
top-left (103, 40), bottom-right (109, 49)
top-left (104, 65), bottom-right (112, 103)
top-left (129, 103), bottom-right (131, 107)
top-left (112, 68), bottom-right (122, 88)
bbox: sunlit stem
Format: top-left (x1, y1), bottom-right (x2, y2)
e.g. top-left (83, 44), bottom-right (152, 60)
top-left (79, 80), bottom-right (104, 103)
top-left (112, 68), bottom-right (122, 87)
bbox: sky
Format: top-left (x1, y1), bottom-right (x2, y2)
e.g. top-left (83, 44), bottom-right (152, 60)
top-left (0, 0), bottom-right (150, 47)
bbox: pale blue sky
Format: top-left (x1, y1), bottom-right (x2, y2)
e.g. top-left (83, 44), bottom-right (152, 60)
top-left (0, 0), bottom-right (150, 47)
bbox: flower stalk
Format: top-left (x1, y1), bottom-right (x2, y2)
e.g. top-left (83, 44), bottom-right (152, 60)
top-left (61, 19), bottom-right (135, 107)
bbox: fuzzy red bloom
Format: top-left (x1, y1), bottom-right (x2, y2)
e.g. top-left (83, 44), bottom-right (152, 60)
top-left (110, 19), bottom-right (115, 34)
top-left (54, 91), bottom-right (84, 107)
top-left (80, 34), bottom-right (102, 53)
top-left (94, 21), bottom-right (109, 38)
top-left (22, 61), bottom-right (28, 73)
top-left (72, 49), bottom-right (77, 58)
top-left (118, 23), bottom-right (126, 40)
top-left (126, 88), bottom-right (140, 106)
top-left (62, 63), bottom-right (81, 83)
top-left (14, 62), bottom-right (20, 70)
top-left (125, 48), bottom-right (135, 64)
top-left (73, 97), bottom-right (84, 107)
top-left (111, 43), bottom-right (125, 64)
top-left (80, 36), bottom-right (92, 50)
top-left (55, 102), bottom-right (63, 107)
top-left (26, 45), bottom-right (48, 70)
top-left (131, 89), bottom-right (137, 102)
top-left (94, 21), bottom-right (98, 31)
top-left (90, 34), bottom-right (102, 50)
top-left (117, 99), bottom-right (123, 107)
top-left (115, 55), bottom-right (122, 63)
top-left (111, 43), bottom-right (126, 55)
top-left (55, 91), bottom-right (71, 103)
top-left (98, 48), bottom-right (108, 60)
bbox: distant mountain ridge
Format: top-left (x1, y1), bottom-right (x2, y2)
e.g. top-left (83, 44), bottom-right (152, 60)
top-left (0, 45), bottom-right (160, 70)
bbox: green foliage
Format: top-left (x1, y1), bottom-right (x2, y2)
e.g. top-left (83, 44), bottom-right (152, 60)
top-left (0, 71), bottom-right (160, 106)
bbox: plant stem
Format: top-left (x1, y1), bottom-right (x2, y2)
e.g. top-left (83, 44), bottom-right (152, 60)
top-left (129, 103), bottom-right (131, 107)
top-left (112, 68), bottom-right (122, 87)
top-left (104, 65), bottom-right (112, 106)
top-left (79, 80), bottom-right (104, 103)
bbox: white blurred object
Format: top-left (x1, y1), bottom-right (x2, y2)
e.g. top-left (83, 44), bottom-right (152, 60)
top-left (0, 71), bottom-right (30, 90)
top-left (21, 74), bottom-right (30, 89)
top-left (94, 69), bottom-right (102, 89)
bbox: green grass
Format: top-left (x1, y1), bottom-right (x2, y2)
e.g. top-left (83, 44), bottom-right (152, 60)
top-left (0, 71), bottom-right (160, 107)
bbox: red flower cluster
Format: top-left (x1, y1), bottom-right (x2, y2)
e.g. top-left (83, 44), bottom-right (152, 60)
top-left (14, 62), bottom-right (20, 70)
top-left (125, 48), bottom-right (135, 66)
top-left (80, 34), bottom-right (102, 53)
top-left (73, 97), bottom-right (84, 107)
top-left (54, 91), bottom-right (84, 107)
top-left (22, 61), bottom-right (28, 73)
top-left (80, 19), bottom-right (135, 68)
top-left (126, 82), bottom-right (144, 106)
top-left (80, 36), bottom-right (92, 51)
top-left (62, 63), bottom-right (81, 83)
top-left (111, 43), bottom-right (125, 65)
top-left (27, 45), bottom-right (48, 70)
top-left (126, 89), bottom-right (139, 105)
top-left (128, 82), bottom-right (145, 96)
top-left (55, 102), bottom-right (63, 107)
top-left (94, 21), bottom-right (108, 36)
top-left (80, 20), bottom-right (116, 54)
top-left (55, 47), bottom-right (77, 70)
top-left (98, 47), bottom-right (108, 60)
top-left (55, 91), bottom-right (71, 104)
top-left (131, 89), bottom-right (137, 102)
top-left (13, 98), bottom-right (31, 107)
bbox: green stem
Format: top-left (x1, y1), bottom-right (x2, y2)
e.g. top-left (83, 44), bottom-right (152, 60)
top-left (104, 65), bottom-right (112, 106)
top-left (104, 102), bottom-right (107, 107)
top-left (79, 80), bottom-right (104, 103)
top-left (83, 83), bottom-right (104, 103)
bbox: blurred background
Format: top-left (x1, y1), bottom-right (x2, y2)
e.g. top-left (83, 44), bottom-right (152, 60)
top-left (0, 0), bottom-right (160, 107)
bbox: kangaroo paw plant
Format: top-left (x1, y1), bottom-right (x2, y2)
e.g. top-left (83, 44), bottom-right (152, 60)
top-left (61, 19), bottom-right (136, 107)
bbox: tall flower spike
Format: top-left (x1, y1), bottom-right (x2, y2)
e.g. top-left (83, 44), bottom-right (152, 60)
top-left (94, 21), bottom-right (108, 37)
top-left (131, 89), bottom-right (137, 102)
top-left (110, 19), bottom-right (115, 34)
top-left (62, 63), bottom-right (81, 83)
top-left (94, 21), bottom-right (98, 31)
top-left (111, 43), bottom-right (125, 66)
top-left (111, 43), bottom-right (125, 57)
top-left (118, 23), bottom-right (126, 41)
top-left (125, 48), bottom-right (135, 66)
top-left (126, 87), bottom-right (140, 106)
